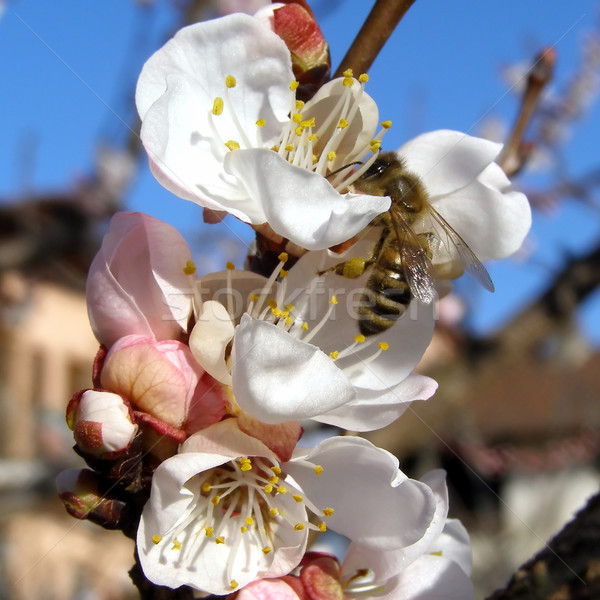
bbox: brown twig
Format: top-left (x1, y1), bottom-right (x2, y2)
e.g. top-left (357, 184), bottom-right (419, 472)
top-left (498, 47), bottom-right (556, 177)
top-left (333, 0), bottom-right (417, 78)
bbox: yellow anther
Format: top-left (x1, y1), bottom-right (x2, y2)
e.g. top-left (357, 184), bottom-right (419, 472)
top-left (256, 118), bottom-right (266, 127)
top-left (285, 144), bottom-right (294, 152)
top-left (268, 298), bottom-right (277, 309)
top-left (277, 485), bottom-right (287, 494)
top-left (343, 77), bottom-right (353, 87)
top-left (272, 307), bottom-right (283, 318)
top-left (292, 494), bottom-right (303, 503)
top-left (271, 466), bottom-right (282, 475)
top-left (337, 118), bottom-right (349, 129)
top-left (285, 303), bottom-right (295, 312)
top-left (262, 546), bottom-right (272, 555)
top-left (182, 260), bottom-right (197, 275)
top-left (240, 461), bottom-right (252, 472)
top-left (249, 292), bottom-right (259, 303)
top-left (359, 73), bottom-right (369, 83)
top-left (215, 536), bottom-right (225, 544)
top-left (314, 465), bottom-right (324, 476)
top-left (205, 527), bottom-right (214, 537)
top-left (226, 261), bottom-right (236, 271)
top-left (430, 550), bottom-right (443, 557)
top-left (268, 475), bottom-right (279, 484)
top-left (308, 134), bottom-right (317, 142)
top-left (271, 145), bottom-right (280, 152)
top-left (152, 535), bottom-right (162, 545)
top-left (302, 322), bottom-right (309, 331)
top-left (354, 334), bottom-right (366, 344)
top-left (292, 113), bottom-right (303, 123)
top-left (312, 154), bottom-right (318, 164)
top-left (285, 316), bottom-right (293, 327)
top-left (245, 516), bottom-right (254, 526)
top-left (381, 120), bottom-right (392, 129)
top-left (323, 507), bottom-right (335, 517)
top-left (225, 140), bottom-right (240, 151)
top-left (225, 75), bottom-right (236, 88)
top-left (330, 296), bottom-right (338, 305)
top-left (290, 80), bottom-right (299, 90)
top-left (294, 523), bottom-right (305, 531)
top-left (279, 268), bottom-right (289, 278)
top-left (343, 68), bottom-right (354, 77)
top-left (230, 580), bottom-right (239, 589)
top-left (295, 100), bottom-right (305, 110)
top-left (172, 538), bottom-right (182, 550)
top-left (278, 252), bottom-right (289, 263)
top-left (370, 139), bottom-right (382, 152)
top-left (212, 97), bottom-right (224, 115)
top-left (319, 522), bottom-right (327, 532)
top-left (211, 495), bottom-right (221, 505)
top-left (240, 525), bottom-right (248, 533)
top-left (269, 507), bottom-right (279, 516)
top-left (327, 151), bottom-right (337, 161)
top-left (379, 342), bottom-right (389, 351)
top-left (264, 483), bottom-right (274, 493)
top-left (330, 351), bottom-right (339, 360)
top-left (295, 126), bottom-right (303, 136)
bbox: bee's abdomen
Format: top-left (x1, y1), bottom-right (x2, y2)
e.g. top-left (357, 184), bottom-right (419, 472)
top-left (358, 246), bottom-right (412, 336)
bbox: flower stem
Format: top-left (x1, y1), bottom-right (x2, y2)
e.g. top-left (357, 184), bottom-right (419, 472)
top-left (333, 0), bottom-right (417, 78)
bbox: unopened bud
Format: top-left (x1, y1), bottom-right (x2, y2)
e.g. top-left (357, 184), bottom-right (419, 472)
top-left (56, 469), bottom-right (126, 529)
top-left (70, 390), bottom-right (137, 457)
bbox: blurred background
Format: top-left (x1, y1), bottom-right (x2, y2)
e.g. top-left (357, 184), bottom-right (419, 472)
top-left (0, 0), bottom-right (599, 598)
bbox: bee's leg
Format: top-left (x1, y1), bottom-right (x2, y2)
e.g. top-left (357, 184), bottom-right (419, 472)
top-left (317, 235), bottom-right (385, 279)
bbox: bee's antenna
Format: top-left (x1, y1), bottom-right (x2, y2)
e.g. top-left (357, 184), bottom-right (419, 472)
top-left (325, 161), bottom-right (363, 179)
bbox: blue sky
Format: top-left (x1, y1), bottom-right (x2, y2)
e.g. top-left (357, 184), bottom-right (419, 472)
top-left (1, 0), bottom-right (599, 341)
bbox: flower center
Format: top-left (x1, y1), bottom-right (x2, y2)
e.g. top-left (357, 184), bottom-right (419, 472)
top-left (209, 69), bottom-right (393, 191)
top-left (151, 456), bottom-right (333, 590)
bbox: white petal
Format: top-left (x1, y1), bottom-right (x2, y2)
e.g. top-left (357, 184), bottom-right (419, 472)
top-left (398, 130), bottom-right (502, 197)
top-left (225, 148), bottom-right (390, 249)
top-left (189, 300), bottom-right (234, 385)
top-left (432, 164), bottom-right (531, 262)
top-left (231, 316), bottom-right (356, 423)
top-left (136, 14), bottom-right (294, 220)
top-left (431, 519), bottom-right (473, 577)
top-left (314, 374), bottom-right (437, 431)
top-left (287, 437), bottom-right (436, 549)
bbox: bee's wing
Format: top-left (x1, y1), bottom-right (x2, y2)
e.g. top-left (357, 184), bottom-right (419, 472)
top-left (388, 209), bottom-right (437, 304)
top-left (426, 205), bottom-right (495, 293)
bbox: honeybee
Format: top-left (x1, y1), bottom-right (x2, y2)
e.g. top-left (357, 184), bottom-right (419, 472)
top-left (325, 151), bottom-right (494, 336)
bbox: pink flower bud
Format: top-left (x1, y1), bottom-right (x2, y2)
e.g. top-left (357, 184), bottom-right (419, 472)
top-left (100, 335), bottom-right (226, 432)
top-left (71, 390), bottom-right (138, 456)
top-left (86, 212), bottom-right (196, 348)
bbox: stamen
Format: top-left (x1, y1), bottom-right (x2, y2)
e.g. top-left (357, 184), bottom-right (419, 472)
top-left (183, 260), bottom-right (196, 275)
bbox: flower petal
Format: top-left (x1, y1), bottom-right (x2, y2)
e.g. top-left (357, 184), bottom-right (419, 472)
top-left (398, 130), bottom-right (502, 196)
top-left (231, 315), bottom-right (356, 423)
top-left (287, 437), bottom-right (436, 550)
top-left (224, 148), bottom-right (390, 249)
top-left (136, 14), bottom-right (295, 220)
top-left (189, 300), bottom-right (235, 385)
top-left (314, 374), bottom-right (437, 431)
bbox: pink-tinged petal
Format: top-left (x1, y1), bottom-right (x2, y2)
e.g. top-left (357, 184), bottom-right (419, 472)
top-left (314, 374), bottom-right (437, 431)
top-left (86, 212), bottom-right (194, 348)
top-left (233, 578), bottom-right (304, 600)
top-left (189, 300), bottom-right (235, 385)
top-left (101, 336), bottom-right (202, 428)
top-left (224, 148), bottom-right (390, 250)
top-left (232, 316), bottom-right (356, 423)
top-left (398, 130), bottom-right (502, 197)
top-left (184, 372), bottom-right (227, 435)
top-left (287, 437), bottom-right (436, 550)
top-left (237, 411), bottom-right (303, 463)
